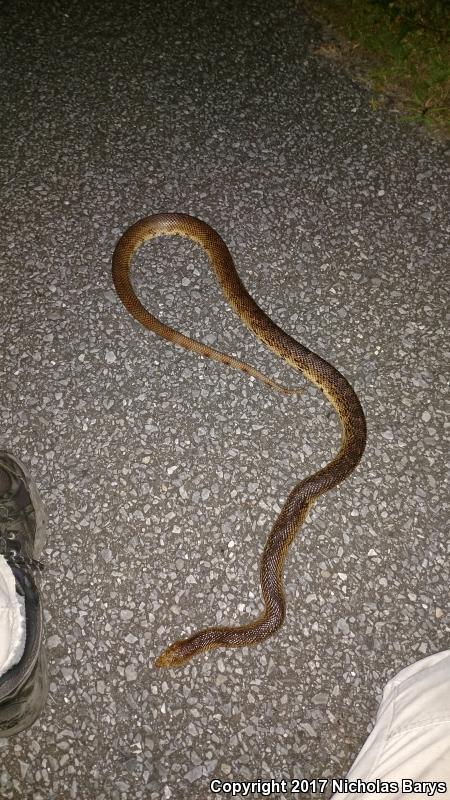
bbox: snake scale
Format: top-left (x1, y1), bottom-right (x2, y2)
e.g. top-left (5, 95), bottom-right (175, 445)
top-left (112, 213), bottom-right (367, 668)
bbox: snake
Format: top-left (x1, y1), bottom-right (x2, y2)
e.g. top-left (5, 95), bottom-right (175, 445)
top-left (112, 212), bottom-right (367, 669)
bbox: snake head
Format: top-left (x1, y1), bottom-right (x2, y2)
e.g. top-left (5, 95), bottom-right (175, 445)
top-left (154, 642), bottom-right (190, 669)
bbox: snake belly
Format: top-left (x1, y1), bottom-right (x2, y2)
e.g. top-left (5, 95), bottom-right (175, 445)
top-left (112, 212), bottom-right (367, 668)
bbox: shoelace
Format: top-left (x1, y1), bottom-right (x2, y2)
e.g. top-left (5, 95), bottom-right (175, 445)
top-left (0, 492), bottom-right (44, 575)
top-left (0, 534), bottom-right (44, 574)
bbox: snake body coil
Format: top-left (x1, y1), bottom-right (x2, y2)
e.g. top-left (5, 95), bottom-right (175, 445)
top-left (112, 213), bottom-right (366, 668)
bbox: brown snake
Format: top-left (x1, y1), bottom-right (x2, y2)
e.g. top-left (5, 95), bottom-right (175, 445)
top-left (112, 213), bottom-right (367, 668)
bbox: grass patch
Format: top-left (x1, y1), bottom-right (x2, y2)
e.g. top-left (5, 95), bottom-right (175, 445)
top-left (305, 0), bottom-right (450, 139)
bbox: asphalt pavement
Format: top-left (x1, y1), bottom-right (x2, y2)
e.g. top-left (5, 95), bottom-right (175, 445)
top-left (0, 1), bottom-right (449, 798)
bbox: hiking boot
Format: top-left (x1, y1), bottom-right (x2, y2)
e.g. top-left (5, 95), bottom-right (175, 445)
top-left (0, 452), bottom-right (49, 737)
